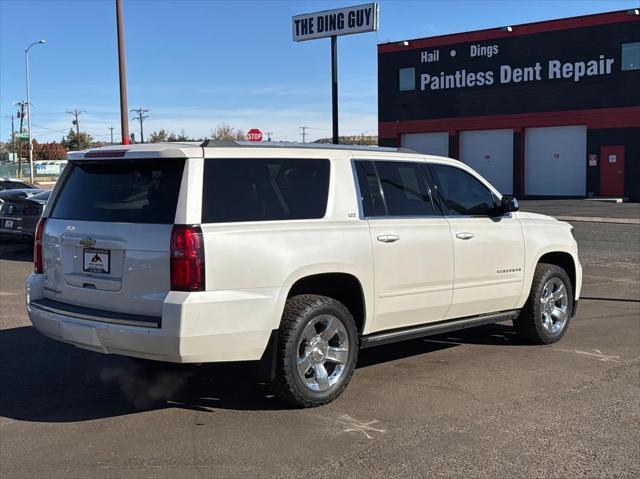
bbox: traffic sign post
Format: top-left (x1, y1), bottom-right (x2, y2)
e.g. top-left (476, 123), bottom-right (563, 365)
top-left (293, 3), bottom-right (379, 145)
top-left (247, 128), bottom-right (263, 142)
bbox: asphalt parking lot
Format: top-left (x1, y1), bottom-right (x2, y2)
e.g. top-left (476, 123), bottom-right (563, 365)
top-left (1, 219), bottom-right (638, 478)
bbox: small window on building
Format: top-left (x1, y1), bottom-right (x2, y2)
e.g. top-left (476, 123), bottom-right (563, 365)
top-left (399, 67), bottom-right (416, 91)
top-left (622, 42), bottom-right (640, 71)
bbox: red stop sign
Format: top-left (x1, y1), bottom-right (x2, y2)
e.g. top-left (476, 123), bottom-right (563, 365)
top-left (247, 128), bottom-right (263, 142)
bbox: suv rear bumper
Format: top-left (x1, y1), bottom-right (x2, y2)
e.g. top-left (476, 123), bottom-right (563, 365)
top-left (26, 273), bottom-right (280, 363)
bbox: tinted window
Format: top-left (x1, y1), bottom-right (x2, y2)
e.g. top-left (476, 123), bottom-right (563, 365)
top-left (430, 164), bottom-right (496, 216)
top-left (375, 161), bottom-right (433, 216)
top-left (354, 160), bottom-right (386, 217)
top-left (50, 160), bottom-right (185, 223)
top-left (0, 181), bottom-right (35, 190)
top-left (202, 158), bottom-right (329, 223)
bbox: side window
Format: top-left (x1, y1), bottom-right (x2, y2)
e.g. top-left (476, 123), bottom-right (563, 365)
top-left (354, 160), bottom-right (386, 217)
top-left (202, 158), bottom-right (329, 223)
top-left (429, 164), bottom-right (496, 216)
top-left (375, 161), bottom-right (434, 216)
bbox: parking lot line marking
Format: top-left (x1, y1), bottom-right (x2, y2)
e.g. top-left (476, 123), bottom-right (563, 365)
top-left (318, 414), bottom-right (387, 439)
top-left (556, 348), bottom-right (621, 363)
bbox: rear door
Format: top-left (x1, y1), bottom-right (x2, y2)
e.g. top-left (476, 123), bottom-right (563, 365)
top-left (41, 159), bottom-right (186, 317)
top-left (355, 159), bottom-right (454, 332)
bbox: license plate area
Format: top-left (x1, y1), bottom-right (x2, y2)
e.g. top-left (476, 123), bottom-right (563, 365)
top-left (83, 248), bottom-right (111, 274)
top-left (3, 219), bottom-right (15, 229)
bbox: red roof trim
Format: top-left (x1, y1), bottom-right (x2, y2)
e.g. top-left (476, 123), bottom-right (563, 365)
top-left (378, 107), bottom-right (640, 138)
top-left (378, 10), bottom-right (638, 54)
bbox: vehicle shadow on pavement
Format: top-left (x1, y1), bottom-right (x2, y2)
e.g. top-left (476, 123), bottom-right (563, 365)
top-left (357, 322), bottom-right (524, 369)
top-left (0, 326), bottom-right (290, 422)
top-left (0, 323), bottom-right (524, 422)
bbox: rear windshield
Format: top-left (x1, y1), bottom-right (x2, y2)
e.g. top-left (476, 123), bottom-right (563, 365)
top-left (50, 160), bottom-right (185, 224)
top-left (202, 158), bottom-right (330, 223)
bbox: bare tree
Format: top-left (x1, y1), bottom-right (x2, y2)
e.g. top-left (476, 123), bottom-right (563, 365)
top-left (211, 123), bottom-right (246, 141)
top-left (147, 129), bottom-right (169, 143)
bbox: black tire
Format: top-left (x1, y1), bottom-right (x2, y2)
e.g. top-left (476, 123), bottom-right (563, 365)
top-left (273, 294), bottom-right (358, 407)
top-left (514, 263), bottom-right (574, 344)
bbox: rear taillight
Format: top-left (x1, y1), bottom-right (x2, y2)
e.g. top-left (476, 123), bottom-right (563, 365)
top-left (170, 225), bottom-right (205, 291)
top-left (24, 204), bottom-right (42, 216)
top-left (34, 217), bottom-right (47, 274)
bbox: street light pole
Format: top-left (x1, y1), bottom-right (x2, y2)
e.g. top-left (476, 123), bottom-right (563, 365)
top-left (25, 39), bottom-right (46, 184)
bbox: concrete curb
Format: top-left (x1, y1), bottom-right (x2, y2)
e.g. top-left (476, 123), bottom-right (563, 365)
top-left (555, 215), bottom-right (640, 225)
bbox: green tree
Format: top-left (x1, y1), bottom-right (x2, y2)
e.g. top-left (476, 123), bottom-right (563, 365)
top-left (62, 128), bottom-right (93, 151)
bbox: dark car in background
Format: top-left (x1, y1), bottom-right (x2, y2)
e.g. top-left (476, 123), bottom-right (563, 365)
top-left (0, 178), bottom-right (37, 191)
top-left (0, 189), bottom-right (50, 240)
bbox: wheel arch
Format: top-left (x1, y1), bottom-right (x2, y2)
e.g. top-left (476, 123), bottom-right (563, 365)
top-left (536, 251), bottom-right (577, 297)
top-left (284, 272), bottom-right (368, 334)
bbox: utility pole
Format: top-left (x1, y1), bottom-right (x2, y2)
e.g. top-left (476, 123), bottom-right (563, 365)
top-left (130, 108), bottom-right (149, 143)
top-left (109, 126), bottom-right (114, 144)
top-left (299, 126), bottom-right (309, 143)
top-left (266, 131), bottom-right (273, 142)
top-left (8, 115), bottom-right (15, 164)
top-left (15, 101), bottom-right (27, 177)
top-left (116, 0), bottom-right (130, 144)
top-left (66, 109), bottom-right (84, 150)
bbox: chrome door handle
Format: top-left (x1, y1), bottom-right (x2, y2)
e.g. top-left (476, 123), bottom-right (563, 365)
top-left (377, 234), bottom-right (400, 243)
top-left (456, 232), bottom-right (474, 240)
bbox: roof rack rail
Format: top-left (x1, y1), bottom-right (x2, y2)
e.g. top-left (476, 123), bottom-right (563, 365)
top-left (200, 139), bottom-right (417, 154)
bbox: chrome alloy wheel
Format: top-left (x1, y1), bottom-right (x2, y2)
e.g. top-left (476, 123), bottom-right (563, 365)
top-left (296, 315), bottom-right (350, 392)
top-left (540, 278), bottom-right (569, 335)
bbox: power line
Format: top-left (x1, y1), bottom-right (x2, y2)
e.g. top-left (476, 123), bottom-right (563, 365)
top-left (130, 108), bottom-right (149, 143)
top-left (31, 123), bottom-right (68, 134)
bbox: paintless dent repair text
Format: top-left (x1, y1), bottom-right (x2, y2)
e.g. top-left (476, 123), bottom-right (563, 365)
top-left (420, 55), bottom-right (615, 91)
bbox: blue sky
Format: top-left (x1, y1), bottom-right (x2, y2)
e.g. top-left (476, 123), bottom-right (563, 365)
top-left (1, 0), bottom-right (637, 143)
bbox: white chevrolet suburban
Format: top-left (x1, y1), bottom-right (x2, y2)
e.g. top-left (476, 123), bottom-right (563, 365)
top-left (26, 142), bottom-right (581, 407)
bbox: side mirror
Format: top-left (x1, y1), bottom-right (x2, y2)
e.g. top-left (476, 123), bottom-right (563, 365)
top-left (500, 195), bottom-right (519, 214)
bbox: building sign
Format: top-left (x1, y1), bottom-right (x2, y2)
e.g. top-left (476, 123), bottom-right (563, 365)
top-left (292, 3), bottom-right (379, 42)
top-left (378, 21), bottom-right (640, 122)
top-left (419, 52), bottom-right (615, 92)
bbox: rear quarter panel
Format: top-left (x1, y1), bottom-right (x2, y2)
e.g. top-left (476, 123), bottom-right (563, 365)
top-left (194, 154), bottom-right (375, 333)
